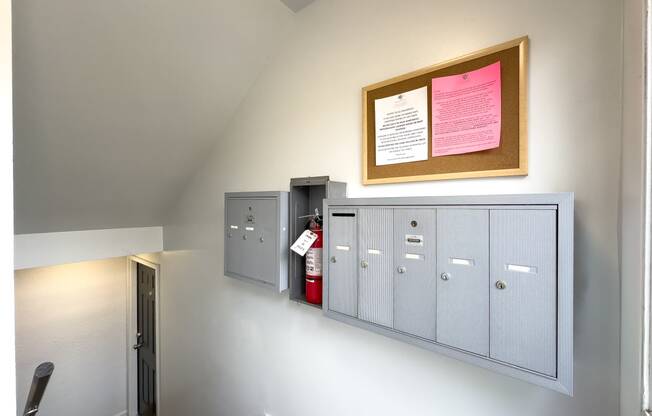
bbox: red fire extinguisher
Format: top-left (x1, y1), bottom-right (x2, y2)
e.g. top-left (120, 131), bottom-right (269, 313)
top-left (305, 213), bottom-right (323, 305)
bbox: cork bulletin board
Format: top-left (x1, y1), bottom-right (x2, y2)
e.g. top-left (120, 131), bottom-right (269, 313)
top-left (362, 36), bottom-right (528, 184)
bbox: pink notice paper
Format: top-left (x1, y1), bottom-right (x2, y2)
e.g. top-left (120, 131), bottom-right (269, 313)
top-left (431, 61), bottom-right (502, 157)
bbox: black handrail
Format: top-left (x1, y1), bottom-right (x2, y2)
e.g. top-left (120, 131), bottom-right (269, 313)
top-left (23, 362), bottom-right (54, 416)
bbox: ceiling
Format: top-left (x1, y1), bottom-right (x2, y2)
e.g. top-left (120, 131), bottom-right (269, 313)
top-left (13, 0), bottom-right (296, 233)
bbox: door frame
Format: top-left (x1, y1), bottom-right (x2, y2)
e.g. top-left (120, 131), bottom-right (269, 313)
top-left (126, 255), bottom-right (161, 416)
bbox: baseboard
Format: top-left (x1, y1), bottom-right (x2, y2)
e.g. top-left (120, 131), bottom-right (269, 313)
top-left (112, 411), bottom-right (127, 416)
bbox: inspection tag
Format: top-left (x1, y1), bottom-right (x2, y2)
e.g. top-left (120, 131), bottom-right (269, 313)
top-left (290, 229), bottom-right (318, 256)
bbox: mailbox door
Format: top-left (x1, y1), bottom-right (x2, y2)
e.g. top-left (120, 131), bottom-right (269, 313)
top-left (358, 208), bottom-right (394, 328)
top-left (393, 208), bottom-right (437, 340)
top-left (225, 198), bottom-right (246, 277)
top-left (327, 209), bottom-right (358, 317)
top-left (490, 209), bottom-right (557, 376)
top-left (436, 209), bottom-right (489, 356)
top-left (242, 198), bottom-right (278, 286)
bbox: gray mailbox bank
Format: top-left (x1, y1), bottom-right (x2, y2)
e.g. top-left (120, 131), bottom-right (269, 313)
top-left (322, 193), bottom-right (574, 395)
top-left (224, 191), bottom-right (289, 293)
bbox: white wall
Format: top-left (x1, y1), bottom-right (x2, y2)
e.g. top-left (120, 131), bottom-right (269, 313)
top-left (11, 0), bottom-right (293, 234)
top-left (161, 0), bottom-right (623, 415)
top-left (14, 258), bottom-right (128, 416)
top-left (0, 0), bottom-right (15, 414)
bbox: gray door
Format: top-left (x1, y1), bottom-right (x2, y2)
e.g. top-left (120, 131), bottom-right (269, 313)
top-left (225, 198), bottom-right (246, 277)
top-left (436, 209), bottom-right (489, 356)
top-left (136, 263), bottom-right (156, 416)
top-left (393, 208), bottom-right (437, 340)
top-left (358, 208), bottom-right (394, 328)
top-left (327, 209), bottom-right (358, 317)
top-left (240, 198), bottom-right (277, 286)
top-left (490, 209), bottom-right (557, 376)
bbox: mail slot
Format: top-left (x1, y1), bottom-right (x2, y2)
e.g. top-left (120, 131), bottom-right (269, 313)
top-left (332, 212), bottom-right (355, 217)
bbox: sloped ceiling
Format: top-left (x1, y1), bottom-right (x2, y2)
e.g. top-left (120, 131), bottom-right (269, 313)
top-left (13, 0), bottom-right (295, 233)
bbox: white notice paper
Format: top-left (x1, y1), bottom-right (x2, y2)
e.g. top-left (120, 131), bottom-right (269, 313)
top-left (290, 229), bottom-right (318, 256)
top-left (375, 86), bottom-right (429, 166)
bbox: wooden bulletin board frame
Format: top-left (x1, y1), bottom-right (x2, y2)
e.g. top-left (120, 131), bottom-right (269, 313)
top-left (362, 36), bottom-right (528, 185)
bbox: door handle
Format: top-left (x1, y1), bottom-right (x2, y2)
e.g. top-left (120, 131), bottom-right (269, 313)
top-left (133, 332), bottom-right (143, 350)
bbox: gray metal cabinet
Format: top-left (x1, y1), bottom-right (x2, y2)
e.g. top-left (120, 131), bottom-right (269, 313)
top-left (327, 209), bottom-right (358, 317)
top-left (288, 176), bottom-right (347, 306)
top-left (323, 194), bottom-right (573, 395)
top-left (358, 208), bottom-right (394, 328)
top-left (224, 192), bottom-right (289, 293)
top-left (436, 209), bottom-right (489, 356)
top-left (489, 209), bottom-right (557, 377)
top-left (393, 208), bottom-right (437, 340)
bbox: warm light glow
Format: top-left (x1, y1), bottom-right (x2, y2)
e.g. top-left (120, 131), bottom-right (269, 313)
top-left (0, 1), bottom-right (15, 414)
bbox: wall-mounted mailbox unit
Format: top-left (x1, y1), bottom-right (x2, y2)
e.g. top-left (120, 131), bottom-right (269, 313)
top-left (224, 191), bottom-right (289, 292)
top-left (289, 176), bottom-right (346, 306)
top-left (323, 193), bottom-right (573, 395)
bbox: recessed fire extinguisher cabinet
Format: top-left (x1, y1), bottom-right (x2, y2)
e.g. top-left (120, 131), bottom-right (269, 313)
top-left (289, 176), bottom-right (346, 307)
top-left (323, 193), bottom-right (574, 395)
top-left (224, 191), bottom-right (289, 292)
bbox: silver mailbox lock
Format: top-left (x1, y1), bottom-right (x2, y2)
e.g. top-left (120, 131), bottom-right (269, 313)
top-left (330, 256), bottom-right (337, 263)
top-left (440, 272), bottom-right (451, 281)
top-left (360, 260), bottom-right (368, 269)
top-left (495, 280), bottom-right (507, 290)
top-left (397, 266), bottom-right (407, 274)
